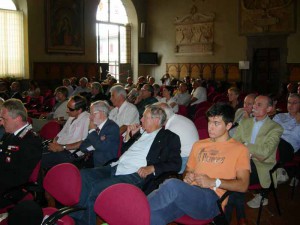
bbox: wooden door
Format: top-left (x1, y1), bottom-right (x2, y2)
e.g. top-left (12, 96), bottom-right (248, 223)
top-left (252, 48), bottom-right (280, 94)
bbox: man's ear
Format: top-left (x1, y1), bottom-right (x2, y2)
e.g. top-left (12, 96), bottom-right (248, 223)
top-left (266, 105), bottom-right (273, 113)
top-left (226, 122), bottom-right (233, 131)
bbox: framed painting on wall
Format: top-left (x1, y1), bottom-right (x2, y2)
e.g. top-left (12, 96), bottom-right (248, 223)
top-left (45, 0), bottom-right (84, 54)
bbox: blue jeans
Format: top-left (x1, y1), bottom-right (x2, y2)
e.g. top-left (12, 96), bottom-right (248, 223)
top-left (148, 178), bottom-right (220, 225)
top-left (71, 165), bottom-right (144, 225)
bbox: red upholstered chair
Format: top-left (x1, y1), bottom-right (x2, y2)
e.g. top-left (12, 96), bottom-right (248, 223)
top-left (178, 105), bottom-right (188, 117)
top-left (94, 183), bottom-right (150, 225)
top-left (197, 128), bottom-right (209, 140)
top-left (42, 163), bottom-right (85, 225)
top-left (194, 116), bottom-right (208, 130)
top-left (174, 191), bottom-right (231, 225)
top-left (39, 120), bottom-right (61, 140)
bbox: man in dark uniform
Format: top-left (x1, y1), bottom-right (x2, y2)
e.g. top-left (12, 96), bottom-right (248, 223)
top-left (0, 99), bottom-right (42, 208)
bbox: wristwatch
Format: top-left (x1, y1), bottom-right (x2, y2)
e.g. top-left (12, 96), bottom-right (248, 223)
top-left (213, 178), bottom-right (221, 191)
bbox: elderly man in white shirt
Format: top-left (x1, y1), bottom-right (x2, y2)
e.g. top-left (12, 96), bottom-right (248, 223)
top-left (174, 82), bottom-right (191, 106)
top-left (155, 102), bottom-right (199, 173)
top-left (41, 95), bottom-right (90, 169)
top-left (109, 85), bottom-right (139, 134)
top-left (188, 80), bottom-right (207, 119)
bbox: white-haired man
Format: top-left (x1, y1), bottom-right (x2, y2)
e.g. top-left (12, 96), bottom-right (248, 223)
top-left (109, 85), bottom-right (139, 134)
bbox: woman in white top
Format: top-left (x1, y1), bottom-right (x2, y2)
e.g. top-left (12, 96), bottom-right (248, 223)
top-left (160, 86), bottom-right (178, 113)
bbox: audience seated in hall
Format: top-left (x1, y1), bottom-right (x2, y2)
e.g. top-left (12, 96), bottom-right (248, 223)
top-left (267, 93), bottom-right (280, 119)
top-left (124, 76), bottom-right (136, 93)
top-left (188, 79), bottom-right (207, 119)
top-left (273, 93), bottom-right (300, 165)
top-left (183, 75), bottom-right (193, 93)
top-left (86, 82), bottom-right (107, 104)
top-left (227, 87), bottom-right (243, 112)
top-left (9, 81), bottom-right (23, 101)
top-left (134, 84), bottom-right (158, 118)
top-left (71, 77), bottom-right (91, 96)
top-left (71, 105), bottom-right (181, 225)
top-left (153, 83), bottom-right (162, 101)
top-left (225, 95), bottom-right (283, 225)
top-left (0, 82), bottom-right (9, 100)
top-left (79, 100), bottom-right (120, 168)
top-left (26, 80), bottom-right (40, 98)
top-left (41, 95), bottom-right (90, 169)
top-left (39, 86), bottom-right (69, 121)
top-left (159, 86), bottom-right (178, 113)
top-left (147, 103), bottom-right (250, 225)
top-left (229, 93), bottom-right (256, 137)
top-left (62, 78), bottom-right (75, 97)
top-left (173, 82), bottom-right (191, 106)
top-left (148, 76), bottom-right (155, 86)
top-left (109, 85), bottom-right (139, 134)
top-left (155, 102), bottom-right (199, 174)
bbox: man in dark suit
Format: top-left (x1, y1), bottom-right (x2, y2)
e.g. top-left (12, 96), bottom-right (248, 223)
top-left (71, 105), bottom-right (181, 225)
top-left (79, 100), bottom-right (120, 167)
top-left (9, 81), bottom-right (23, 101)
top-left (0, 99), bottom-right (42, 208)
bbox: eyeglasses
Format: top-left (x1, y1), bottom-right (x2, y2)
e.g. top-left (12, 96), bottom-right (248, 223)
top-left (68, 106), bottom-right (76, 111)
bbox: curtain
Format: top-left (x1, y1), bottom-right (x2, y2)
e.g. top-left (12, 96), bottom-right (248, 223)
top-left (0, 9), bottom-right (24, 78)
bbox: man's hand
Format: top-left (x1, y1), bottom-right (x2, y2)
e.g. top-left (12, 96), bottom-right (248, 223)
top-left (183, 171), bottom-right (195, 184)
top-left (89, 120), bottom-right (97, 130)
top-left (127, 124), bottom-right (140, 136)
top-left (194, 174), bottom-right (215, 188)
top-left (137, 166), bottom-right (155, 179)
top-left (243, 109), bottom-right (250, 119)
top-left (48, 142), bottom-right (63, 152)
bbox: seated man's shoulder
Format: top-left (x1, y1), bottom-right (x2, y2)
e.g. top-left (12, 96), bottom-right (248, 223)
top-left (106, 118), bottom-right (120, 128)
top-left (160, 128), bottom-right (180, 139)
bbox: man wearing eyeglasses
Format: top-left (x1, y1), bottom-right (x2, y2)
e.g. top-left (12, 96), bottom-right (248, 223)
top-left (134, 84), bottom-right (158, 118)
top-left (41, 95), bottom-right (90, 169)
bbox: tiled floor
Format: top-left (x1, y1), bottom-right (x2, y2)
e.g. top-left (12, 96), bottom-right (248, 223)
top-left (170, 180), bottom-right (299, 225)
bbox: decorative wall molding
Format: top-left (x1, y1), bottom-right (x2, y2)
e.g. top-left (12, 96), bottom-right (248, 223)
top-left (166, 63), bottom-right (240, 83)
top-left (174, 5), bottom-right (215, 55)
top-left (239, 0), bottom-right (296, 35)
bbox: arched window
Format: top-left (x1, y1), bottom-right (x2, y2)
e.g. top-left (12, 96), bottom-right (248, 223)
top-left (0, 0), bottom-right (24, 78)
top-left (96, 0), bottom-right (130, 81)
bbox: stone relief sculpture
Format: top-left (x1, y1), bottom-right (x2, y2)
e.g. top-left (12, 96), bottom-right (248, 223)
top-left (174, 5), bottom-right (215, 54)
top-left (239, 0), bottom-right (296, 35)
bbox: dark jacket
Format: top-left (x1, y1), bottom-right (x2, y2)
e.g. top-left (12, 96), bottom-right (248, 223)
top-left (80, 119), bottom-right (120, 167)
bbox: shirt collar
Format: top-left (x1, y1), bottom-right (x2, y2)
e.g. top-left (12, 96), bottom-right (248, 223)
top-left (14, 123), bottom-right (29, 136)
top-left (98, 119), bottom-right (108, 130)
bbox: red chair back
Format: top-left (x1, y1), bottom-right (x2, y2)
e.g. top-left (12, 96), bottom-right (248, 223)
top-left (198, 128), bottom-right (209, 140)
top-left (39, 120), bottom-right (61, 140)
top-left (94, 183), bottom-right (150, 225)
top-left (194, 116), bottom-right (208, 130)
top-left (43, 163), bottom-right (81, 206)
top-left (178, 105), bottom-right (188, 117)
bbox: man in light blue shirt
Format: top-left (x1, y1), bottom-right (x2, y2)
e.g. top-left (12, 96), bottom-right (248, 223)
top-left (273, 93), bottom-right (300, 162)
